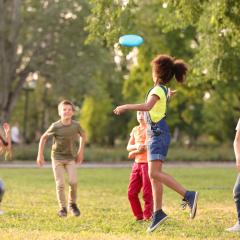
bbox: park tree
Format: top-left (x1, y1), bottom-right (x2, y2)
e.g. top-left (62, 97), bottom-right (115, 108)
top-left (1, 0), bottom-right (126, 144)
top-left (0, 0), bottom-right (120, 122)
top-left (86, 0), bottom-right (240, 142)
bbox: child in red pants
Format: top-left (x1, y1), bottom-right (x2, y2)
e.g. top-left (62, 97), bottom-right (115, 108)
top-left (127, 111), bottom-right (153, 221)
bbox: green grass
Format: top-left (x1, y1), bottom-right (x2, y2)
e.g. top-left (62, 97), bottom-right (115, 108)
top-left (0, 167), bottom-right (239, 239)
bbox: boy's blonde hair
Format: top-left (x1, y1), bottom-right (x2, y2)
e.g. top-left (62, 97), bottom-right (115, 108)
top-left (58, 100), bottom-right (75, 112)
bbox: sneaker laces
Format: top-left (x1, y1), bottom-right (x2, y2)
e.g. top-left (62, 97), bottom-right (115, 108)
top-left (181, 198), bottom-right (188, 210)
top-left (70, 203), bottom-right (78, 211)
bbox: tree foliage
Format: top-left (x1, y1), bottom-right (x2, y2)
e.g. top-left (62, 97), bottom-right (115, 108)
top-left (85, 0), bottom-right (240, 142)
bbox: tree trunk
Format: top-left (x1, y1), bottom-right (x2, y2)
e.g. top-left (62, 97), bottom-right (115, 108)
top-left (0, 0), bottom-right (23, 122)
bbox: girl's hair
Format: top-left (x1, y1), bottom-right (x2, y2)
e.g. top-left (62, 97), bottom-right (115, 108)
top-left (0, 124), bottom-right (12, 160)
top-left (151, 54), bottom-right (188, 84)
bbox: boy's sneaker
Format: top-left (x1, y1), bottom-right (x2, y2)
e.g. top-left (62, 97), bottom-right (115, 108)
top-left (226, 222), bottom-right (240, 232)
top-left (58, 207), bottom-right (67, 217)
top-left (69, 203), bottom-right (80, 217)
top-left (147, 209), bottom-right (168, 233)
top-left (184, 191), bottom-right (199, 219)
top-left (0, 210), bottom-right (4, 215)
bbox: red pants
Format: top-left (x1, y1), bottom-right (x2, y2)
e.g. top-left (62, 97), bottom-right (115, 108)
top-left (128, 162), bottom-right (153, 220)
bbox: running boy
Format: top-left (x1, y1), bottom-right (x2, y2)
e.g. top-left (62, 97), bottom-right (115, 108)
top-left (114, 54), bottom-right (198, 232)
top-left (127, 111), bottom-right (153, 221)
top-left (37, 100), bottom-right (86, 217)
top-left (226, 118), bottom-right (240, 232)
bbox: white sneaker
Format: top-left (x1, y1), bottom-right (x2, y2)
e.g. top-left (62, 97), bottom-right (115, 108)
top-left (226, 222), bottom-right (240, 232)
top-left (0, 210), bottom-right (4, 215)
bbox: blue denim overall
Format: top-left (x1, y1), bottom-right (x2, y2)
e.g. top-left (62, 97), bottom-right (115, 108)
top-left (146, 85), bottom-right (171, 161)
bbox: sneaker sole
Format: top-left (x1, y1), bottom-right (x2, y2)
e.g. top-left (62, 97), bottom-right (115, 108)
top-left (226, 228), bottom-right (240, 232)
top-left (146, 215), bottom-right (168, 233)
top-left (190, 192), bottom-right (199, 219)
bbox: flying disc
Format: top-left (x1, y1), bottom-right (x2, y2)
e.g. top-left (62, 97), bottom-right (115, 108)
top-left (119, 34), bottom-right (144, 47)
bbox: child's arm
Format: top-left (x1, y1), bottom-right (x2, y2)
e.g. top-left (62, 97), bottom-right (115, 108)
top-left (37, 132), bottom-right (49, 167)
top-left (127, 133), bottom-right (137, 152)
top-left (234, 129), bottom-right (240, 172)
top-left (128, 149), bottom-right (139, 159)
top-left (75, 132), bottom-right (86, 164)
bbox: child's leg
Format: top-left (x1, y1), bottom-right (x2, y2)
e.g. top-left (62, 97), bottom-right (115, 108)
top-left (233, 174), bottom-right (240, 223)
top-left (141, 163), bottom-right (153, 219)
top-left (0, 180), bottom-right (4, 203)
top-left (148, 161), bottom-right (164, 211)
top-left (128, 163), bottom-right (143, 220)
top-left (65, 160), bottom-right (77, 205)
top-left (52, 160), bottom-right (67, 208)
top-left (149, 160), bottom-right (186, 198)
top-left (0, 180), bottom-right (4, 215)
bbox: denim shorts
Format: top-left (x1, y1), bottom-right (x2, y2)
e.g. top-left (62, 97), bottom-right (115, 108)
top-left (146, 118), bottom-right (171, 161)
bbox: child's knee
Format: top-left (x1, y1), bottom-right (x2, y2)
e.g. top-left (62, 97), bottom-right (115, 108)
top-left (56, 180), bottom-right (65, 190)
top-left (128, 190), bottom-right (138, 200)
top-left (148, 170), bottom-right (158, 180)
top-left (69, 180), bottom-right (77, 187)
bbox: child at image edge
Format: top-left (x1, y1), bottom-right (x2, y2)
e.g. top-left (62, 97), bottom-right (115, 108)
top-left (226, 118), bottom-right (240, 232)
top-left (0, 122), bottom-right (12, 215)
top-left (37, 100), bottom-right (86, 217)
top-left (114, 54), bottom-right (198, 233)
top-left (127, 111), bottom-right (153, 221)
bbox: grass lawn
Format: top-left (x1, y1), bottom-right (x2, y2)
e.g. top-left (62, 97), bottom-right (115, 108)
top-left (0, 166), bottom-right (239, 240)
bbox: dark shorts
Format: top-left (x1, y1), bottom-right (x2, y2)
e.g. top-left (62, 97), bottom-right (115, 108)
top-left (146, 118), bottom-right (171, 161)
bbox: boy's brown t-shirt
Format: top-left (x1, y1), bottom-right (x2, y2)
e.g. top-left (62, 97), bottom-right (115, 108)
top-left (46, 120), bottom-right (84, 160)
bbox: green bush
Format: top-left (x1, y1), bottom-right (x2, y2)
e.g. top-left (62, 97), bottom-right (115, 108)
top-left (2, 142), bottom-right (235, 162)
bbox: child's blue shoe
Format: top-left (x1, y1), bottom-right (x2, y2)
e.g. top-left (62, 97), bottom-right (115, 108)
top-left (147, 209), bottom-right (168, 233)
top-left (184, 191), bottom-right (199, 219)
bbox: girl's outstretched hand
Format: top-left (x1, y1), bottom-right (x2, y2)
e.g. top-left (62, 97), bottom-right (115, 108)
top-left (167, 88), bottom-right (177, 100)
top-left (113, 105), bottom-right (127, 115)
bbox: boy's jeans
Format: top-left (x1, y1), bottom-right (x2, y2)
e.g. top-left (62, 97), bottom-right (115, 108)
top-left (52, 159), bottom-right (77, 209)
top-left (233, 174), bottom-right (240, 222)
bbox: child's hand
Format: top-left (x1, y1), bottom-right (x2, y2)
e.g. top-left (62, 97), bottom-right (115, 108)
top-left (37, 156), bottom-right (45, 167)
top-left (113, 106), bottom-right (127, 115)
top-left (137, 144), bottom-right (146, 152)
top-left (167, 88), bottom-right (177, 100)
top-left (75, 154), bottom-right (84, 164)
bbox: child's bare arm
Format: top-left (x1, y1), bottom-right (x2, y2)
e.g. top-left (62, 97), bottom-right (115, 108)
top-left (127, 134), bottom-right (137, 152)
top-left (76, 132), bottom-right (86, 164)
top-left (128, 150), bottom-right (140, 159)
top-left (37, 132), bottom-right (49, 167)
top-left (234, 129), bottom-right (240, 171)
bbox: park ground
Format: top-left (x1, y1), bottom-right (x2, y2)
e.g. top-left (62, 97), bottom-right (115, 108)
top-left (0, 164), bottom-right (240, 240)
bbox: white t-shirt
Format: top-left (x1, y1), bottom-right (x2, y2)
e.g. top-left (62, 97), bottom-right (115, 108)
top-left (236, 119), bottom-right (240, 131)
top-left (11, 126), bottom-right (21, 143)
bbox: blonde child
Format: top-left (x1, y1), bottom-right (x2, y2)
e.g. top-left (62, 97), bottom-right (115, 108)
top-left (127, 111), bottom-right (153, 221)
top-left (114, 54), bottom-right (198, 232)
top-left (37, 100), bottom-right (86, 217)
